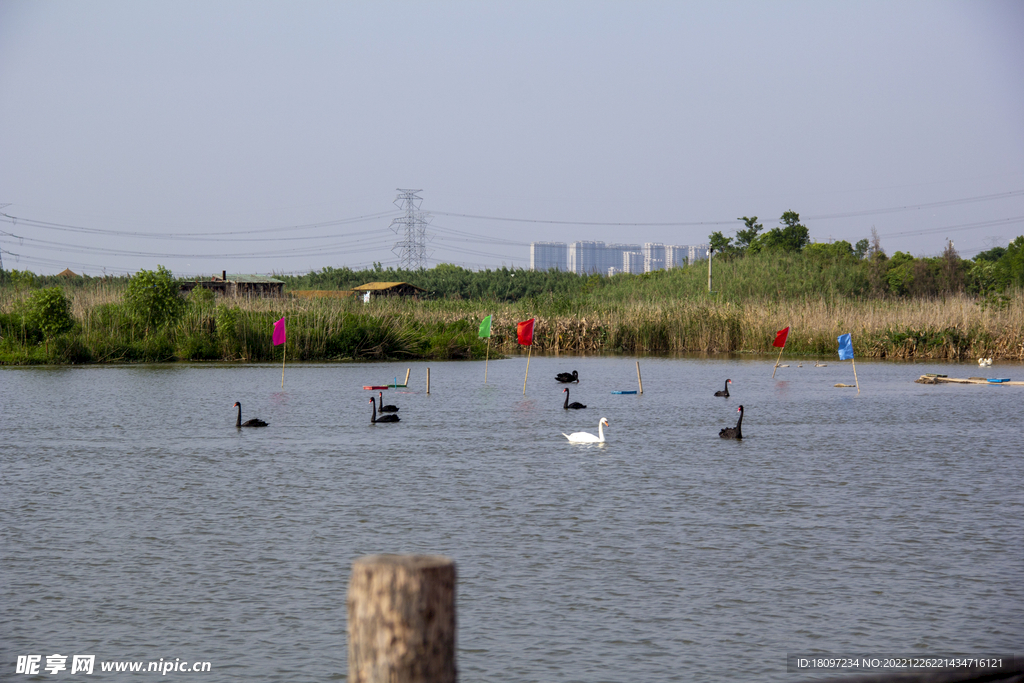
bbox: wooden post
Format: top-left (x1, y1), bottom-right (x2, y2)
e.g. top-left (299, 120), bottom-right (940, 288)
top-left (522, 345), bottom-right (532, 395)
top-left (483, 338), bottom-right (490, 384)
top-left (281, 341), bottom-right (286, 388)
top-left (636, 360), bottom-right (643, 394)
top-left (852, 358), bottom-right (860, 394)
top-left (426, 367), bottom-right (430, 394)
top-left (404, 368), bottom-right (410, 386)
top-left (347, 554), bottom-right (457, 683)
top-left (772, 345), bottom-right (785, 379)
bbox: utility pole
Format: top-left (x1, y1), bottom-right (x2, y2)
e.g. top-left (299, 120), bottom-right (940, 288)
top-left (0, 204), bottom-right (11, 272)
top-left (390, 189), bottom-right (430, 270)
top-left (707, 247), bottom-right (713, 293)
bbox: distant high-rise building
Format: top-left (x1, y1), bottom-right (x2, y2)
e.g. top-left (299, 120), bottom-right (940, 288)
top-left (544, 240), bottom-right (707, 274)
top-left (664, 245), bottom-right (688, 269)
top-left (689, 244), bottom-right (710, 262)
top-left (622, 251), bottom-right (644, 274)
top-left (642, 243), bottom-right (665, 273)
top-left (568, 241), bottom-right (607, 275)
top-left (605, 243), bottom-right (641, 274)
top-left (530, 242), bottom-right (567, 271)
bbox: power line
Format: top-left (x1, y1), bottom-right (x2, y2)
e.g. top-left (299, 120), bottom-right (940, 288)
top-left (4, 187), bottom-right (1023, 275)
top-left (803, 189), bottom-right (1024, 221)
top-left (877, 216), bottom-right (1024, 239)
top-left (0, 209), bottom-right (401, 239)
top-left (431, 211), bottom-right (739, 227)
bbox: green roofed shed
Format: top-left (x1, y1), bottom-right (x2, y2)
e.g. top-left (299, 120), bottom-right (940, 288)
top-left (180, 271), bottom-right (285, 298)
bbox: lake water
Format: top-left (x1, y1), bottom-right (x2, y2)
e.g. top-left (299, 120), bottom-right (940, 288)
top-left (2, 356), bottom-right (1022, 681)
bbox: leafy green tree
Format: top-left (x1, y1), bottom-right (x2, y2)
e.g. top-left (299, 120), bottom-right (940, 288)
top-left (854, 239), bottom-right (870, 260)
top-left (966, 259), bottom-right (998, 295)
top-left (708, 231), bottom-right (735, 259)
top-left (125, 265), bottom-right (183, 332)
top-left (27, 287), bottom-right (75, 354)
top-left (756, 211), bottom-right (810, 252)
top-left (885, 251), bottom-right (916, 295)
top-left (735, 216), bottom-right (763, 252)
top-left (993, 235), bottom-right (1024, 290)
top-left (974, 246), bottom-right (1006, 263)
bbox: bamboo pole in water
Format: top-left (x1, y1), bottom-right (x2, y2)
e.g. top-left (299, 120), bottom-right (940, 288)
top-left (484, 338), bottom-right (490, 384)
top-left (523, 345), bottom-right (532, 395)
top-left (636, 360), bottom-right (643, 394)
top-left (426, 367), bottom-right (430, 394)
top-left (347, 554), bottom-right (456, 683)
top-left (404, 368), bottom-right (410, 386)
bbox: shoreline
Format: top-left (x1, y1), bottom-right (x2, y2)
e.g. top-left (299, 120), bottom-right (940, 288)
top-left (3, 290), bottom-right (1023, 366)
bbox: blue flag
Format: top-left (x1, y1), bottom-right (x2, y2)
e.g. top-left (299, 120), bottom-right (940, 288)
top-left (837, 333), bottom-right (854, 360)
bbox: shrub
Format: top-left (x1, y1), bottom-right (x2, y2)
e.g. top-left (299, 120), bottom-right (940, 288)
top-left (125, 266), bottom-right (183, 331)
top-left (27, 287), bottom-right (75, 353)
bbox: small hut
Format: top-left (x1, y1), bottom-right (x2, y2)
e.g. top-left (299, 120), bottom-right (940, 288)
top-left (180, 271), bottom-right (284, 298)
top-left (352, 282), bottom-right (426, 302)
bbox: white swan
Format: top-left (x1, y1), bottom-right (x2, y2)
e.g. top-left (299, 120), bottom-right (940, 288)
top-left (563, 417), bottom-right (609, 443)
top-left (978, 357), bottom-right (993, 367)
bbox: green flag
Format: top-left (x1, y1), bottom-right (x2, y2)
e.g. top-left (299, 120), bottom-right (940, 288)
top-left (478, 315), bottom-right (492, 339)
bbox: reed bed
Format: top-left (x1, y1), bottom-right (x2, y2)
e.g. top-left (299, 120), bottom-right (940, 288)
top-left (2, 285), bottom-right (1022, 364)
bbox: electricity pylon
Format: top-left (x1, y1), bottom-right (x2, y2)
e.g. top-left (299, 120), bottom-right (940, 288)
top-left (390, 189), bottom-right (430, 270)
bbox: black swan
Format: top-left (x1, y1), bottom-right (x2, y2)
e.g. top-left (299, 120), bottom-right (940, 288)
top-left (719, 405), bottom-right (743, 439)
top-left (562, 387), bottom-right (586, 409)
top-left (370, 398), bottom-right (400, 423)
top-left (714, 379), bottom-right (732, 397)
top-left (234, 402), bottom-right (268, 428)
top-left (555, 370), bottom-right (579, 383)
top-left (378, 392), bottom-right (399, 413)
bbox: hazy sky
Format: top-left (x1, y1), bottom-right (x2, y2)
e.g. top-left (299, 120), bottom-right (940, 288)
top-left (1, 0), bottom-right (1022, 276)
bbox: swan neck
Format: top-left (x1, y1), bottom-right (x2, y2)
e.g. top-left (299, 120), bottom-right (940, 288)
top-left (236, 403), bottom-right (241, 427)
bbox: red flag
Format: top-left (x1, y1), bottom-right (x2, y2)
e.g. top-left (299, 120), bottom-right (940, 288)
top-left (272, 317), bottom-right (286, 346)
top-left (517, 318), bottom-right (535, 346)
top-left (773, 326), bottom-right (789, 348)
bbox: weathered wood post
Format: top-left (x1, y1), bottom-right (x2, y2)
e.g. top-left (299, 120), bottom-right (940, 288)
top-left (347, 554), bottom-right (456, 683)
top-left (426, 367), bottom-right (430, 394)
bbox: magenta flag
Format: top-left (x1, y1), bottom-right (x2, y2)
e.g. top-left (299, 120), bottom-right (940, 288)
top-left (272, 317), bottom-right (286, 346)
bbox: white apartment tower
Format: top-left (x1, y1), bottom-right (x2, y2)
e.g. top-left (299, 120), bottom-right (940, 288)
top-left (664, 245), bottom-right (688, 269)
top-left (530, 242), bottom-right (567, 271)
top-left (622, 250), bottom-right (644, 274)
top-left (688, 244), bottom-right (710, 262)
top-left (642, 243), bottom-right (665, 273)
top-left (568, 241), bottom-right (607, 275)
